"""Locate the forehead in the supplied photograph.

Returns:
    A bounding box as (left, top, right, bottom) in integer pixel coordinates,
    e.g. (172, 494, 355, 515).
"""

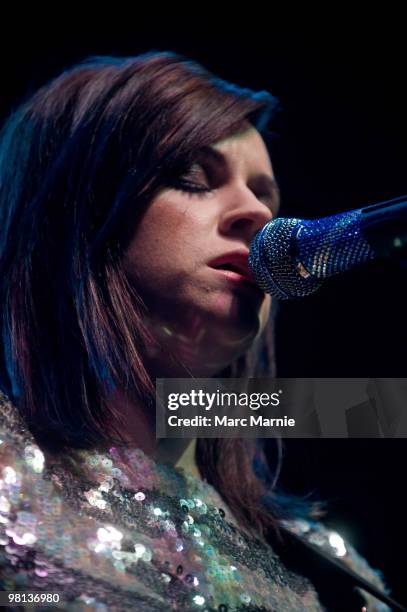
(210, 126, 273, 176)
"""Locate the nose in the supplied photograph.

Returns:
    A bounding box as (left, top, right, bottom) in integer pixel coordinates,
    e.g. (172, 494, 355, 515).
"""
(218, 185, 274, 245)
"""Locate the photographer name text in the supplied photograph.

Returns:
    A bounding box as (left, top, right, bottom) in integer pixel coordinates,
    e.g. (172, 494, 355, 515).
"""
(167, 414, 295, 428)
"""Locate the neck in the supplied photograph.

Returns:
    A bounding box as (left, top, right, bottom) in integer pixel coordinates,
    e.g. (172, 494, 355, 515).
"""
(105, 387, 201, 478)
(174, 438, 201, 479)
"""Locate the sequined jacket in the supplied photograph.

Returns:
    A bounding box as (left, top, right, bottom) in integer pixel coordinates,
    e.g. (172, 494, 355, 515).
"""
(0, 392, 390, 611)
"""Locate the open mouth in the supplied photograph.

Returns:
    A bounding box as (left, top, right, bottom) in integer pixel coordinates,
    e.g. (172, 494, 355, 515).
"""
(214, 262, 245, 274)
(207, 251, 265, 298)
(211, 264, 264, 294)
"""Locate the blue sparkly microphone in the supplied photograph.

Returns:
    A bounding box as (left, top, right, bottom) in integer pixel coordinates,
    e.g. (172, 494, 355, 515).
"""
(249, 194, 407, 300)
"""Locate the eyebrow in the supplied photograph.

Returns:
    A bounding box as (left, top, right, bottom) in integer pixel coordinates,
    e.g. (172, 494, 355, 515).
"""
(196, 146, 280, 212)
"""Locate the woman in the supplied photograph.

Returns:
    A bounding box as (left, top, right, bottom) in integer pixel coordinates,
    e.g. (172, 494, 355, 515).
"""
(0, 52, 393, 610)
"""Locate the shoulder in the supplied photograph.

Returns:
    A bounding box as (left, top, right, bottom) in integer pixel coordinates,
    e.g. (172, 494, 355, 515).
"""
(281, 517, 392, 612)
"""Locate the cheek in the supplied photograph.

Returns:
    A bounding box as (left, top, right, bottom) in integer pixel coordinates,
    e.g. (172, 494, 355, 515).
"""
(124, 201, 205, 294)
(129, 196, 205, 260)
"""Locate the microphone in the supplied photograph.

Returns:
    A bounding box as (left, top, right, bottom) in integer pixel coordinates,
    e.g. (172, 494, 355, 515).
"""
(248, 194, 407, 300)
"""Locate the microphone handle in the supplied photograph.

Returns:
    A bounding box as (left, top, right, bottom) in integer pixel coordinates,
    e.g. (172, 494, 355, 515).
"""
(360, 194, 407, 257)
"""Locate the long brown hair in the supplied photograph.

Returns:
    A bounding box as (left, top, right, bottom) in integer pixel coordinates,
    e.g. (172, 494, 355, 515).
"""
(0, 52, 317, 539)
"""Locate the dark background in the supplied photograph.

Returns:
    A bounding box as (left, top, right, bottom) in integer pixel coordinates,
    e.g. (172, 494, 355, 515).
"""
(1, 20, 405, 604)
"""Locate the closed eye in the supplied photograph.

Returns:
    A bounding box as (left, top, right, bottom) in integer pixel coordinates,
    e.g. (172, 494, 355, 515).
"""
(169, 163, 213, 195)
(166, 156, 280, 214)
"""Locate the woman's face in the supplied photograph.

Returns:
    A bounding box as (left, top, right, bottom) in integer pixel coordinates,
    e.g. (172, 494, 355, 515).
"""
(124, 124, 278, 377)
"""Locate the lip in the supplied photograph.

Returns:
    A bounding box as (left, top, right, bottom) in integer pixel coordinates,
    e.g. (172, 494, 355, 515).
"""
(211, 267, 263, 293)
(208, 251, 264, 296)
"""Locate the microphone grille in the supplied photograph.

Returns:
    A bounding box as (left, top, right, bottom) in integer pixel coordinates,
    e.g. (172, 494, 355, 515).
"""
(249, 217, 323, 300)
